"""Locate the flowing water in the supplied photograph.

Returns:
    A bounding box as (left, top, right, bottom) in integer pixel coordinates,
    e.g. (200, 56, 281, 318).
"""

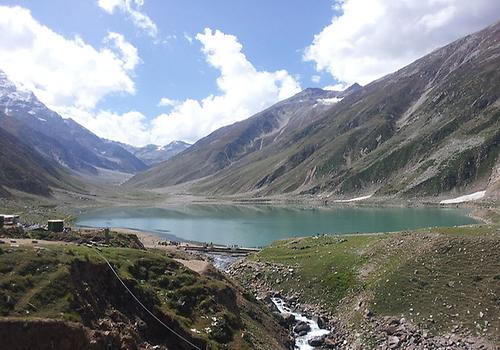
(76, 204, 476, 247)
(272, 297, 330, 349)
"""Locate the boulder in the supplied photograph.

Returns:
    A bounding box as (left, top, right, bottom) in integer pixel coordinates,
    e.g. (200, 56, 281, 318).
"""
(308, 335, 326, 347)
(388, 335, 400, 349)
(278, 313, 295, 328)
(312, 315, 326, 329)
(293, 321, 311, 335)
(323, 337, 339, 349)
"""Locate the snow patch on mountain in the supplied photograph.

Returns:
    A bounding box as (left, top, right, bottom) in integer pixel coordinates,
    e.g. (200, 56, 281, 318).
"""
(318, 97, 343, 105)
(440, 191, 486, 204)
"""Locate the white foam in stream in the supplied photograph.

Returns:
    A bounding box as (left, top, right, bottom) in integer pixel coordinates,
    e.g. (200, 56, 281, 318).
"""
(272, 297, 330, 349)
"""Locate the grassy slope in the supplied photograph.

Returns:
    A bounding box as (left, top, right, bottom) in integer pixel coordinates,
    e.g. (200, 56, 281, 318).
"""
(0, 227, 146, 249)
(0, 125, 84, 197)
(199, 24, 499, 198)
(0, 243, 288, 349)
(245, 225, 499, 343)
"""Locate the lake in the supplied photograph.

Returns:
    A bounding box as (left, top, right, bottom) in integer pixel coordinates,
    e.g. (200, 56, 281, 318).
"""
(75, 204, 477, 247)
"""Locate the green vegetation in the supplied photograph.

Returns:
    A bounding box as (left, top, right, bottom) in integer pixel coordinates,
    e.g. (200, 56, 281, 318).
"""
(245, 225, 500, 343)
(0, 243, 288, 349)
(0, 227, 145, 249)
(254, 235, 373, 306)
(371, 230, 499, 336)
(0, 120, 84, 198)
(0, 195, 76, 225)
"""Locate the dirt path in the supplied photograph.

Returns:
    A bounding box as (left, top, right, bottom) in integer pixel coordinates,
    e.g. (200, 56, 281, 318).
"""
(174, 258, 211, 274)
(1, 232, 213, 275)
(110, 228, 165, 248)
(0, 238, 70, 246)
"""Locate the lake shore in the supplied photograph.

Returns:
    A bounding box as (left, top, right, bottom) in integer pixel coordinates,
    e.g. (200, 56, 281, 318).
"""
(65, 186, 498, 225)
(74, 203, 482, 248)
(111, 227, 164, 248)
(2, 185, 497, 232)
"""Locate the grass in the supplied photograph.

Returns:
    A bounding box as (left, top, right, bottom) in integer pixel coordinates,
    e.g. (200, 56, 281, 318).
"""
(0, 227, 145, 249)
(0, 245, 77, 320)
(0, 242, 287, 349)
(0, 195, 76, 225)
(371, 232, 499, 336)
(253, 235, 375, 307)
(247, 225, 500, 342)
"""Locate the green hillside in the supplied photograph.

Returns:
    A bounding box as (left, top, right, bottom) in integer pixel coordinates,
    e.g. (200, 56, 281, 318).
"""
(230, 225, 500, 348)
(0, 119, 83, 197)
(0, 242, 289, 349)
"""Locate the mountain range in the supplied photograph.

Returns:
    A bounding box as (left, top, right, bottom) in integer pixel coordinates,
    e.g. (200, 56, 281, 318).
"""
(0, 112, 82, 197)
(0, 70, 147, 175)
(117, 141, 191, 166)
(0, 23, 498, 200)
(128, 22, 500, 199)
(0, 70, 193, 196)
(127, 83, 362, 189)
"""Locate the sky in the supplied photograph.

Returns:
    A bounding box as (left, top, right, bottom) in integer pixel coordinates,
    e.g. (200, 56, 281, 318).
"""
(0, 0, 498, 147)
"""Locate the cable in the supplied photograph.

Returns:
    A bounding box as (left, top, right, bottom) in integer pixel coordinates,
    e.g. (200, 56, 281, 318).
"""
(93, 248, 202, 350)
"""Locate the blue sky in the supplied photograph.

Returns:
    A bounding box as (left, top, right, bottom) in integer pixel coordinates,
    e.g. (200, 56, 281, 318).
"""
(0, 0, 498, 146)
(4, 0, 336, 114)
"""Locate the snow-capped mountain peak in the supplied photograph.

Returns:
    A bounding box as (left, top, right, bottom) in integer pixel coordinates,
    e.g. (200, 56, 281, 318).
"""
(0, 70, 46, 115)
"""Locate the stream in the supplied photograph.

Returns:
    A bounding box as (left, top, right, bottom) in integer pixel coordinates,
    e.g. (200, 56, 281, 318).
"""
(271, 297, 330, 349)
(206, 253, 244, 271)
(209, 254, 330, 348)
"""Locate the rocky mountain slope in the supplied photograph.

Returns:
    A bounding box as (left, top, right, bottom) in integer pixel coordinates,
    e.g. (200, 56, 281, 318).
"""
(128, 23, 499, 199)
(0, 115, 82, 197)
(128, 84, 361, 188)
(118, 140, 192, 166)
(0, 71, 147, 175)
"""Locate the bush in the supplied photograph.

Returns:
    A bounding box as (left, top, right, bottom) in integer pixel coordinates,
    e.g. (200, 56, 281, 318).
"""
(209, 312, 237, 343)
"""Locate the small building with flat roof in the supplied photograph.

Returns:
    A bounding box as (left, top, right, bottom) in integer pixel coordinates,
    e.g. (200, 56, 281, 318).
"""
(0, 214, 20, 226)
(48, 220, 64, 233)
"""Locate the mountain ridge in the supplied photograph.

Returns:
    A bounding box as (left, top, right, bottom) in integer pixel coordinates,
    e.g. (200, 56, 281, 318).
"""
(127, 83, 362, 188)
(0, 71, 148, 175)
(116, 140, 192, 166)
(127, 22, 500, 199)
(0, 113, 83, 197)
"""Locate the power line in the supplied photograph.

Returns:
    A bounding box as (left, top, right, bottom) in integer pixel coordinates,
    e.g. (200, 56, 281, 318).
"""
(93, 248, 202, 350)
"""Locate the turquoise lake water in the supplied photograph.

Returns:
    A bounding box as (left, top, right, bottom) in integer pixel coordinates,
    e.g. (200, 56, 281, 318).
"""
(76, 204, 477, 247)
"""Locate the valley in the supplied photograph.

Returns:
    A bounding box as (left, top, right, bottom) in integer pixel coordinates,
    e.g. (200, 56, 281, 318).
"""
(0, 16, 498, 350)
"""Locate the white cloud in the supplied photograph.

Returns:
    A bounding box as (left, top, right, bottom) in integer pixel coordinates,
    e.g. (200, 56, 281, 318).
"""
(61, 106, 151, 146)
(311, 75, 321, 83)
(73, 27, 302, 146)
(183, 32, 193, 44)
(305, 0, 500, 85)
(0, 7, 299, 147)
(0, 6, 149, 145)
(157, 97, 178, 107)
(148, 28, 301, 145)
(105, 31, 141, 70)
(323, 83, 348, 91)
(97, 0, 158, 38)
(0, 6, 138, 110)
